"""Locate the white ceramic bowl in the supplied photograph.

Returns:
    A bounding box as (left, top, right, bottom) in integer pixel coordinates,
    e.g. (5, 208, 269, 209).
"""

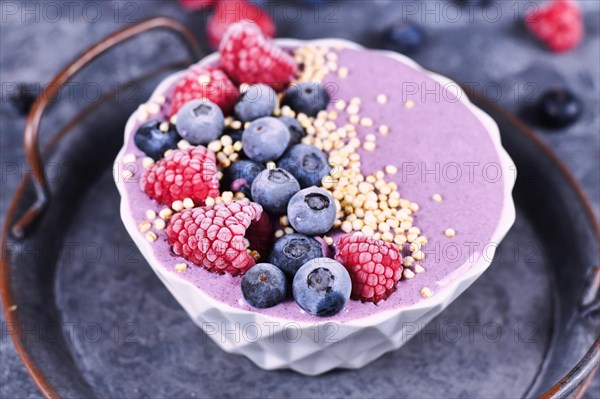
(115, 38, 516, 375)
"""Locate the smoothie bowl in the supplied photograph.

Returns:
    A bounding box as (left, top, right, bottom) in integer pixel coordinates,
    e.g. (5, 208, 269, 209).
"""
(114, 22, 516, 375)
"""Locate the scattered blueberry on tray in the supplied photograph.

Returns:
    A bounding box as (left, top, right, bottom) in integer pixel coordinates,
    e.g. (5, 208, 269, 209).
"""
(382, 21, 425, 55)
(9, 83, 38, 115)
(537, 87, 582, 129)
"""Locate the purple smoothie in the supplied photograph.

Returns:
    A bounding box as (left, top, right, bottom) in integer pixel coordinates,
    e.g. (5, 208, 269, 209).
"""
(117, 47, 507, 322)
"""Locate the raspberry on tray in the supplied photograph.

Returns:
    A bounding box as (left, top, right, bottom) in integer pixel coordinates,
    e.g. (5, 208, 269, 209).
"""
(525, 0, 583, 53)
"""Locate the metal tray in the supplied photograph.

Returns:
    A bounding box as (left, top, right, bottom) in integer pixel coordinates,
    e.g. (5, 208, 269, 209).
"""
(1, 18, 598, 399)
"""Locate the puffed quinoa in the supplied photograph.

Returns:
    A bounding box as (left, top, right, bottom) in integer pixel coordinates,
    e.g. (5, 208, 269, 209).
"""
(445, 228, 456, 237)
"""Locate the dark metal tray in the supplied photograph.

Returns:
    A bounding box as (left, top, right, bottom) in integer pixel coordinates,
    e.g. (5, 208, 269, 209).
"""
(2, 18, 598, 399)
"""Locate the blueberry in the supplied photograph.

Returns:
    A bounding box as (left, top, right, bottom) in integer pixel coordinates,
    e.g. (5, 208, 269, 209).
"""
(251, 167, 300, 215)
(175, 99, 224, 145)
(287, 187, 336, 235)
(279, 116, 306, 146)
(382, 21, 426, 55)
(282, 82, 330, 117)
(292, 258, 351, 317)
(454, 0, 492, 6)
(269, 234, 323, 279)
(134, 120, 181, 160)
(242, 263, 288, 308)
(9, 83, 38, 115)
(537, 88, 582, 129)
(278, 144, 331, 188)
(235, 84, 277, 122)
(225, 127, 243, 143)
(221, 160, 265, 199)
(242, 117, 290, 162)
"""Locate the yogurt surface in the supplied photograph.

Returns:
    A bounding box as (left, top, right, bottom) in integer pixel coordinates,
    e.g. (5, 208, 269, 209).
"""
(118, 46, 507, 322)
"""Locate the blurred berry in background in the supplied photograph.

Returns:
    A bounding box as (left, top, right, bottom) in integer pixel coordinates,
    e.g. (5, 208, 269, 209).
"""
(382, 21, 426, 55)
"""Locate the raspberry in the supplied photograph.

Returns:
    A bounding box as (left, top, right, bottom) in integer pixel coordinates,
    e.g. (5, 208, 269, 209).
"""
(525, 0, 583, 53)
(219, 21, 297, 91)
(207, 0, 275, 49)
(167, 201, 272, 275)
(169, 66, 239, 117)
(141, 146, 220, 206)
(335, 235, 403, 304)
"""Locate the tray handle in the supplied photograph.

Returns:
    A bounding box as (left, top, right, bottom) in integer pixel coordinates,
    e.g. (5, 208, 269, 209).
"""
(579, 265, 600, 322)
(11, 17, 201, 238)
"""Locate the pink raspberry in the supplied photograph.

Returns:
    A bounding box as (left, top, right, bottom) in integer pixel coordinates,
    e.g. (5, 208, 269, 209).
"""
(169, 66, 239, 117)
(207, 0, 275, 49)
(141, 146, 220, 206)
(167, 201, 272, 275)
(525, 0, 583, 53)
(335, 234, 403, 303)
(218, 21, 297, 91)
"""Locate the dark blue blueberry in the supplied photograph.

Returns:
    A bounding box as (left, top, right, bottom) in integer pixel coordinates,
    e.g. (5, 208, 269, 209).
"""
(9, 83, 38, 115)
(242, 263, 288, 308)
(287, 187, 336, 235)
(279, 116, 307, 147)
(235, 84, 277, 122)
(454, 0, 493, 6)
(248, 0, 268, 7)
(282, 82, 330, 117)
(269, 234, 323, 279)
(382, 21, 426, 55)
(221, 160, 265, 199)
(225, 127, 243, 143)
(242, 117, 290, 162)
(292, 258, 351, 317)
(537, 88, 582, 129)
(291, 0, 328, 7)
(134, 120, 181, 160)
(278, 144, 331, 188)
(251, 167, 300, 215)
(175, 99, 224, 145)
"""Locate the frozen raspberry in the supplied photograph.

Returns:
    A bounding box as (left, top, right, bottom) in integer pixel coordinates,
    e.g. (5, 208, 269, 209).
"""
(219, 21, 297, 91)
(335, 234, 403, 304)
(167, 201, 272, 275)
(169, 66, 239, 117)
(525, 0, 583, 53)
(141, 146, 220, 206)
(207, 0, 275, 49)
